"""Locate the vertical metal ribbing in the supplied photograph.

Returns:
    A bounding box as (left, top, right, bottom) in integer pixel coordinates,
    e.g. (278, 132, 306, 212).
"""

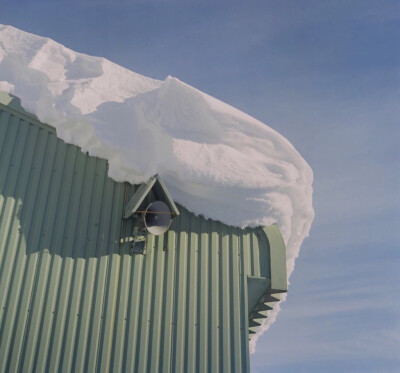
(59, 153, 95, 373)
(0, 120, 36, 317)
(197, 216, 209, 373)
(147, 234, 166, 373)
(97, 182, 125, 373)
(35, 143, 78, 373)
(0, 130, 38, 368)
(230, 228, 242, 373)
(172, 207, 188, 373)
(8, 128, 56, 373)
(123, 254, 144, 372)
(209, 220, 220, 373)
(185, 212, 198, 373)
(159, 226, 176, 373)
(0, 113, 21, 272)
(240, 230, 251, 372)
(0, 118, 34, 373)
(0, 108, 9, 159)
(47, 146, 86, 373)
(73, 159, 108, 373)
(220, 224, 231, 373)
(22, 136, 68, 373)
(0, 99, 282, 373)
(86, 181, 120, 373)
(110, 252, 131, 373)
(135, 235, 155, 373)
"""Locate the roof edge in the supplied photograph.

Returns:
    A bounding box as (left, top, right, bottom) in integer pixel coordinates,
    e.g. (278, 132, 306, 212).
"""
(0, 91, 56, 134)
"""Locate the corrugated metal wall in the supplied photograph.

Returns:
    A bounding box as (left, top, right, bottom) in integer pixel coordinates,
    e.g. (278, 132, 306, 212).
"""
(0, 97, 282, 373)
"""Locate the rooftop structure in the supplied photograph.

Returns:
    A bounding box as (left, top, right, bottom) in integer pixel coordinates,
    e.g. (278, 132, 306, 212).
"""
(0, 93, 287, 373)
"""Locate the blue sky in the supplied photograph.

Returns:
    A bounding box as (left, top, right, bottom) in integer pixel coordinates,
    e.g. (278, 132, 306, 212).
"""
(1, 1, 399, 371)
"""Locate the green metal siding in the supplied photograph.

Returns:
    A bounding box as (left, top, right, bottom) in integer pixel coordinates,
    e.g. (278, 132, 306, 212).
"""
(0, 95, 286, 373)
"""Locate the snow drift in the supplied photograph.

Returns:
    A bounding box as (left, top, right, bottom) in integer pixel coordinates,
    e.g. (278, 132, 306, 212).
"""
(0, 24, 314, 349)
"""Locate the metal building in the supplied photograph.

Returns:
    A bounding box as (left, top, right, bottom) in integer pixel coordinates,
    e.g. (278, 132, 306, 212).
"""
(0, 92, 287, 373)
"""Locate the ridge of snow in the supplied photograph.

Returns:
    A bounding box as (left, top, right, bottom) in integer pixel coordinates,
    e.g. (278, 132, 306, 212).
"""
(0, 24, 314, 349)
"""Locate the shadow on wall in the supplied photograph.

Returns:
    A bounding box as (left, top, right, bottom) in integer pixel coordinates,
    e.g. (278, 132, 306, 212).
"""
(0, 96, 127, 260)
(0, 94, 274, 267)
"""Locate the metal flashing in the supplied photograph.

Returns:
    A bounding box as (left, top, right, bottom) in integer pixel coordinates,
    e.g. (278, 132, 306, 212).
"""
(262, 225, 288, 293)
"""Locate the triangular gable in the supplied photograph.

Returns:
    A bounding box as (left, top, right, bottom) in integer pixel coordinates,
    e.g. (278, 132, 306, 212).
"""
(124, 174, 179, 218)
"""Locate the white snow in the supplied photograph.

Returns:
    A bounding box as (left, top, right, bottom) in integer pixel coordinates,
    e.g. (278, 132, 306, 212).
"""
(0, 24, 314, 349)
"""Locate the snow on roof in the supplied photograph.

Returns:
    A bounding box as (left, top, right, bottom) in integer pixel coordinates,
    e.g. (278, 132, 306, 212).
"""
(0, 24, 314, 348)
